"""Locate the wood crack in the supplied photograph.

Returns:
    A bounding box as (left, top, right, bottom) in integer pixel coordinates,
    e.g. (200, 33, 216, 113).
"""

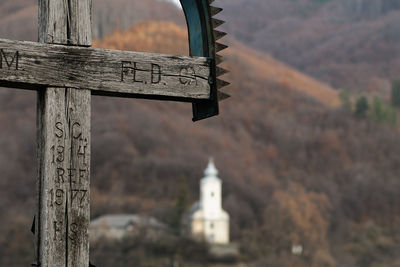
(37, 1, 92, 266)
(0, 38, 211, 101)
(66, 0, 71, 44)
(65, 197, 69, 267)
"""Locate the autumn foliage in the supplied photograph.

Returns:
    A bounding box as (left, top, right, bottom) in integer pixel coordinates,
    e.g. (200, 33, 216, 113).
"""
(0, 2, 400, 267)
(93, 21, 189, 56)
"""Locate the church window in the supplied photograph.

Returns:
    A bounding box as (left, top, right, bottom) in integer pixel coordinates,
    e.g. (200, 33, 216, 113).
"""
(211, 192, 214, 197)
(210, 223, 214, 229)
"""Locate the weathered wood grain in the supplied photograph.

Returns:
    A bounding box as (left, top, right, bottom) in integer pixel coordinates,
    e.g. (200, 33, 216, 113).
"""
(39, 0, 92, 46)
(37, 88, 91, 267)
(39, 0, 68, 44)
(0, 38, 211, 101)
(36, 1, 91, 267)
(68, 0, 92, 46)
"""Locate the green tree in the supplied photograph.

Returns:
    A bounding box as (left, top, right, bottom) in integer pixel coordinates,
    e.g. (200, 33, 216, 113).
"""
(354, 96, 369, 118)
(170, 176, 190, 235)
(391, 80, 400, 108)
(370, 97, 397, 127)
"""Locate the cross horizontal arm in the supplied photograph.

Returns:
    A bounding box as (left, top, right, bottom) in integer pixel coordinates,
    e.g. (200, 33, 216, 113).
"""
(0, 38, 211, 101)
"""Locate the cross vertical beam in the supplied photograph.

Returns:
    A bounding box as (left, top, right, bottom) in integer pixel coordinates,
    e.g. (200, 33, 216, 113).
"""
(35, 0, 92, 266)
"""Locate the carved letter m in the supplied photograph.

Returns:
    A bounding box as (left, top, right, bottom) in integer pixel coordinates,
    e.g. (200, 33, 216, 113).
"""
(0, 49, 19, 70)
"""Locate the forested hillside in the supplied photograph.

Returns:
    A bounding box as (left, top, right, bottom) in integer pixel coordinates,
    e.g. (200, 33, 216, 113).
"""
(90, 21, 400, 267)
(221, 0, 400, 93)
(7, 0, 400, 95)
(0, 0, 182, 41)
(0, 1, 400, 267)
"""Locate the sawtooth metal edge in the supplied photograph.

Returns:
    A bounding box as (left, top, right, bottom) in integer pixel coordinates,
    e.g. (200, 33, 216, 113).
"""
(180, 0, 230, 121)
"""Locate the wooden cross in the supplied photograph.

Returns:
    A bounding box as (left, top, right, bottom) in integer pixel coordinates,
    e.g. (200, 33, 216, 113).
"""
(0, 0, 228, 266)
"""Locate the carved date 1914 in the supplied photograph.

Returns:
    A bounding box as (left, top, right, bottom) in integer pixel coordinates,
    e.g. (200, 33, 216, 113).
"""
(50, 118, 89, 244)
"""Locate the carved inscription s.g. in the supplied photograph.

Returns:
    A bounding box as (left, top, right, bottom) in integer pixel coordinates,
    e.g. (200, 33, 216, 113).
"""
(49, 119, 89, 242)
(0, 49, 19, 70)
(51, 120, 89, 185)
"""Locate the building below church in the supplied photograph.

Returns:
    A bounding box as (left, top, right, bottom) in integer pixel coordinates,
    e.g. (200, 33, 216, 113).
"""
(90, 214, 167, 242)
(186, 159, 230, 244)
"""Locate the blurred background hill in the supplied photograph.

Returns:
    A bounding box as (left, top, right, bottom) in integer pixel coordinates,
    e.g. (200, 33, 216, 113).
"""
(0, 0, 400, 266)
(221, 0, 400, 93)
(5, 0, 400, 93)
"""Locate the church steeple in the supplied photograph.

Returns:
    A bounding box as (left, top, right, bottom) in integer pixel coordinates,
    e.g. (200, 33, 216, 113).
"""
(200, 158, 222, 219)
(202, 158, 221, 182)
(188, 158, 230, 244)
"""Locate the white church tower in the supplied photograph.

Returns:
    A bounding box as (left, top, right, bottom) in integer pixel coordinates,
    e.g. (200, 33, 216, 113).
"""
(188, 159, 230, 244)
